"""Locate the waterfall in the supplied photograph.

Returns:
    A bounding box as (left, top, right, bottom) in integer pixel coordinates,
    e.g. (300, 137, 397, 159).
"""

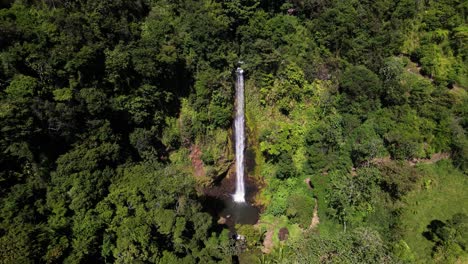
(233, 67, 246, 203)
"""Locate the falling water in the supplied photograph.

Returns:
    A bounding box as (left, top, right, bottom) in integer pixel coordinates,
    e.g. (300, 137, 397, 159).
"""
(233, 67, 245, 203)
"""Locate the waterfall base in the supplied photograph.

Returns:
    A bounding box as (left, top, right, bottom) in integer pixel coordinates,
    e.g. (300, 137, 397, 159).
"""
(222, 199, 258, 226)
(233, 192, 245, 203)
(200, 168, 260, 229)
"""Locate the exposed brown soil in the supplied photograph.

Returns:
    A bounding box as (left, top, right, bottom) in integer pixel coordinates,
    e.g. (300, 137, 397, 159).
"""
(262, 229, 274, 254)
(305, 178, 314, 189)
(371, 156, 392, 165)
(309, 198, 320, 230)
(189, 145, 205, 177)
(408, 152, 450, 166)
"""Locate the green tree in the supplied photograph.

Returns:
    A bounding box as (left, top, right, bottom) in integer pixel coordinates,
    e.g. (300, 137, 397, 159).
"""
(327, 168, 380, 229)
(424, 213, 468, 263)
(339, 65, 382, 118)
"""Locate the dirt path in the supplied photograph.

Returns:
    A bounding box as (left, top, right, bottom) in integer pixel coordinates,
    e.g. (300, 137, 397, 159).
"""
(408, 152, 450, 166)
(371, 153, 450, 167)
(309, 198, 320, 230)
(189, 145, 205, 177)
(262, 229, 274, 254)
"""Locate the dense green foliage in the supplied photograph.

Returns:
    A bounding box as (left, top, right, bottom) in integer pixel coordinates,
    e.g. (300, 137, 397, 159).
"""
(1, 0, 467, 263)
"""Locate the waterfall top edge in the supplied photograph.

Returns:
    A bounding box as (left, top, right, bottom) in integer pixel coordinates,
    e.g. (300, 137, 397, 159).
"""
(236, 67, 244, 74)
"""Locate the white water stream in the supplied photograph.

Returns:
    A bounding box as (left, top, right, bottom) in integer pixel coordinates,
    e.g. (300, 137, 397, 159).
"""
(233, 67, 245, 203)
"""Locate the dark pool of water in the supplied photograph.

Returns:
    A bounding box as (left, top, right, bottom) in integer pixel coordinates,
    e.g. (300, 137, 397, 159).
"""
(201, 170, 260, 230)
(221, 199, 259, 226)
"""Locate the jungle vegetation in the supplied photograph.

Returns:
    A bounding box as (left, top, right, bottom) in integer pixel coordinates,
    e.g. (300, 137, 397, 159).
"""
(0, 0, 467, 263)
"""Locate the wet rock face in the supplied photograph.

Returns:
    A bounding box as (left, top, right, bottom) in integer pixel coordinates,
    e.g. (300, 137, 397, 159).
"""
(218, 216, 227, 225)
(278, 227, 289, 241)
(244, 147, 256, 175)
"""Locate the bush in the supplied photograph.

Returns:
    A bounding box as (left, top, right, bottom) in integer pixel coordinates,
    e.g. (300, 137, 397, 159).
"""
(379, 162, 422, 200)
(286, 194, 314, 228)
(276, 152, 297, 179)
(235, 224, 263, 249)
(201, 150, 215, 166)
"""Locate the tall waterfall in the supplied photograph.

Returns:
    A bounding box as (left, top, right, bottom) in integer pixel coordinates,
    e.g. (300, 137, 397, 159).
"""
(233, 67, 246, 203)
